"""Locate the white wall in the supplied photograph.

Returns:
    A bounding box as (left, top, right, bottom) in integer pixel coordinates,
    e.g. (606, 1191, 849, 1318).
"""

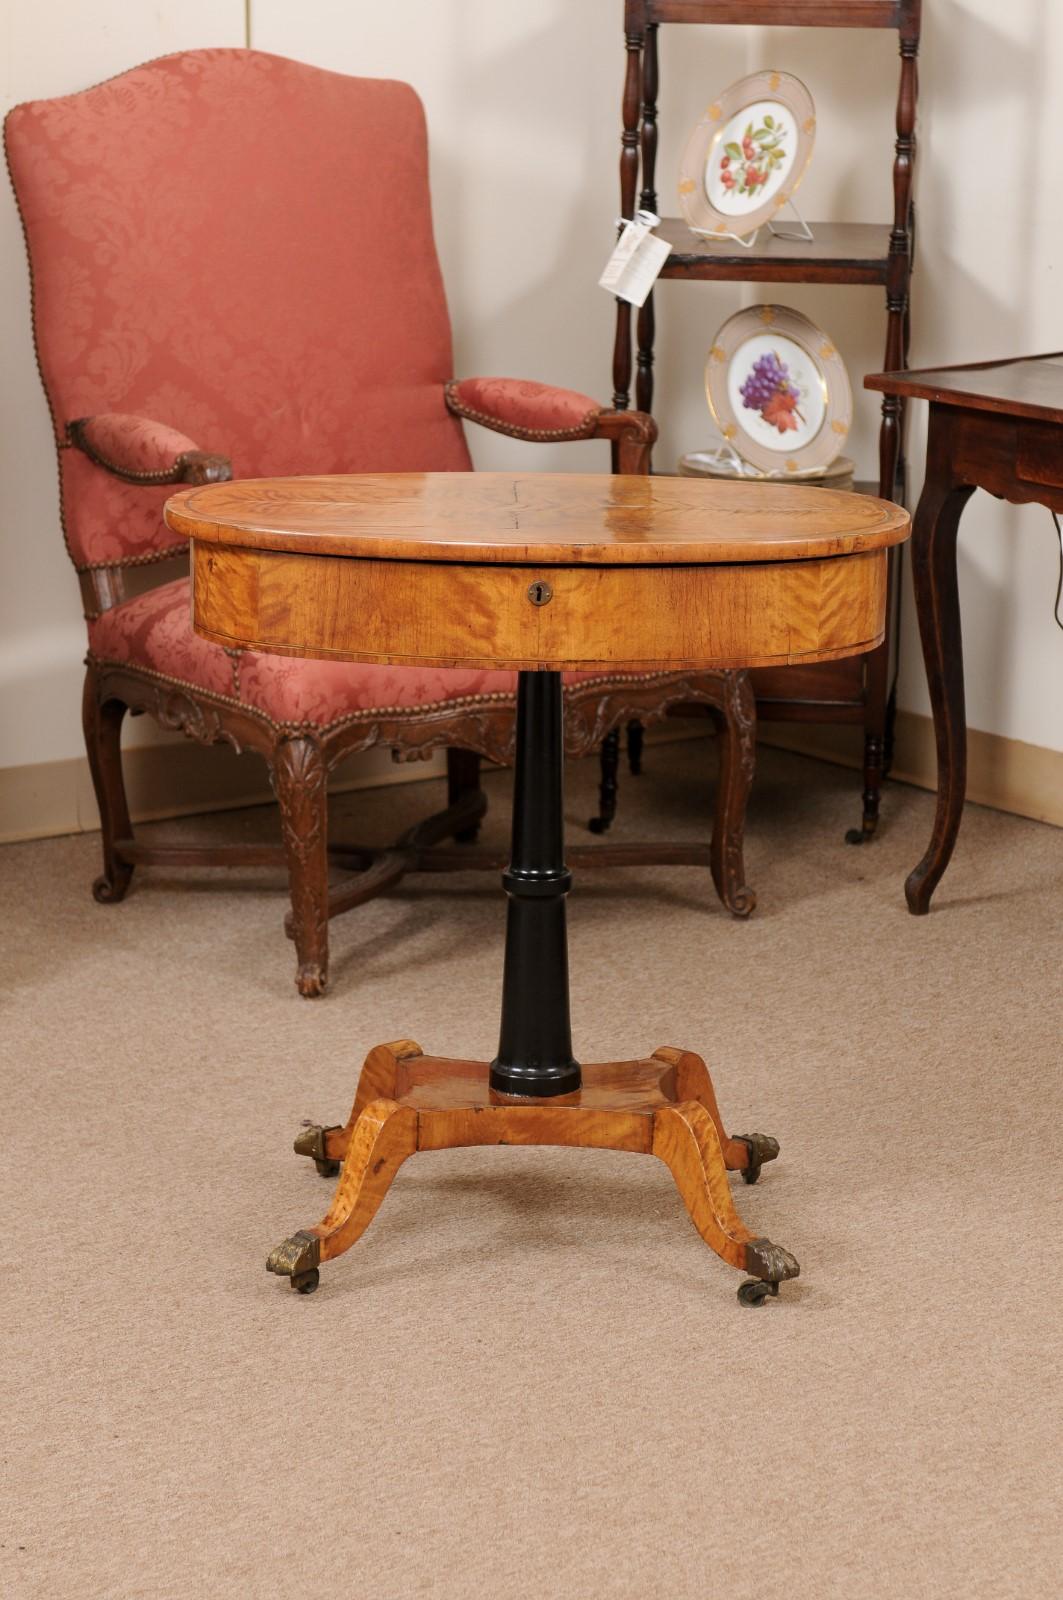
(2, 0, 1061, 787)
(0, 0, 246, 768)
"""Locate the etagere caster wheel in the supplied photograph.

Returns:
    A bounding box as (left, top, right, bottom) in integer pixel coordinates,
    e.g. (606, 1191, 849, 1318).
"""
(586, 814, 610, 835)
(290, 1268, 320, 1294)
(737, 1278, 780, 1307)
(315, 1159, 340, 1179)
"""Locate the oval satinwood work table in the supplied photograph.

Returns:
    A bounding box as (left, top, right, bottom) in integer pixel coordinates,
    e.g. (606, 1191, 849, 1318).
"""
(166, 472, 909, 1305)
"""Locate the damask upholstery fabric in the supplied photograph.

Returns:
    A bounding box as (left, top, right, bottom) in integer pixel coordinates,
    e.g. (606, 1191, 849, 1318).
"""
(5, 50, 471, 568)
(70, 413, 204, 478)
(88, 579, 512, 726)
(446, 377, 602, 440)
(88, 580, 610, 728)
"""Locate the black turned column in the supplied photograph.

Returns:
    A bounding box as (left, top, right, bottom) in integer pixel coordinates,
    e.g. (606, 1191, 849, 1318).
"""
(490, 671, 581, 1098)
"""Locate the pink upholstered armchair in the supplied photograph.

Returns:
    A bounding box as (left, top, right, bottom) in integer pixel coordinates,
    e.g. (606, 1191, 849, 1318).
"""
(5, 49, 755, 996)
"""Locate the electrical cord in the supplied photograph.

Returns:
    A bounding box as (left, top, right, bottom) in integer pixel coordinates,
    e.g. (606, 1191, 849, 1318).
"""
(1053, 510, 1063, 632)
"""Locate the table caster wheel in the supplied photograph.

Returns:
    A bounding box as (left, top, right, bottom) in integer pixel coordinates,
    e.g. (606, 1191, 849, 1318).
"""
(844, 827, 865, 845)
(294, 1123, 342, 1178)
(291, 1268, 320, 1294)
(737, 1278, 779, 1307)
(736, 1132, 779, 1185)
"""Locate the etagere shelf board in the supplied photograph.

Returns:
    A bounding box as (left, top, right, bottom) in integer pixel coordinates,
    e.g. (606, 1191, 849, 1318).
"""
(613, 0, 921, 841)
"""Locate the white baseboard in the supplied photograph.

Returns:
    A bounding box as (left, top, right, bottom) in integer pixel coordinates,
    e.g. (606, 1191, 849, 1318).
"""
(0, 718, 701, 846)
(0, 738, 448, 846)
(761, 710, 1063, 828)
(2, 710, 1058, 845)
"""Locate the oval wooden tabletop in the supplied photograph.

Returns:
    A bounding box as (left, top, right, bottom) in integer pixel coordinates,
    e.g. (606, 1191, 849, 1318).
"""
(165, 471, 909, 566)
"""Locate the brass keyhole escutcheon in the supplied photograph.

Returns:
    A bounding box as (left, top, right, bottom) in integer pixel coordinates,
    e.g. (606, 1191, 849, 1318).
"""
(527, 580, 553, 606)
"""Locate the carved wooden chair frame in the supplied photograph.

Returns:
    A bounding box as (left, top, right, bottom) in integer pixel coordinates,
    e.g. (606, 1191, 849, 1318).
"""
(78, 411, 756, 998)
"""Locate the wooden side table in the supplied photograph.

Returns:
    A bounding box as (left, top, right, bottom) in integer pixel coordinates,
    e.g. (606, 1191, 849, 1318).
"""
(167, 472, 908, 1304)
(867, 354, 1063, 912)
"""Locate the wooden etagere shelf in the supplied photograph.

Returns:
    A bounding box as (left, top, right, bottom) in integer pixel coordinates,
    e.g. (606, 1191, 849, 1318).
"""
(613, 0, 921, 840)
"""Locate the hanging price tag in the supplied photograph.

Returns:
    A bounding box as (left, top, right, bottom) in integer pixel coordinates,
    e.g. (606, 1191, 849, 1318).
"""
(598, 210, 672, 307)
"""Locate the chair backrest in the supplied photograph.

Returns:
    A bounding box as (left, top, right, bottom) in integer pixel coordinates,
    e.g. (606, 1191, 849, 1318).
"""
(4, 49, 471, 571)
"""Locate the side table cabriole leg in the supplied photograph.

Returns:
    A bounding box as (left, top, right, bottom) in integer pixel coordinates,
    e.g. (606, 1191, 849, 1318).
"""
(904, 411, 976, 914)
(271, 671, 798, 1305)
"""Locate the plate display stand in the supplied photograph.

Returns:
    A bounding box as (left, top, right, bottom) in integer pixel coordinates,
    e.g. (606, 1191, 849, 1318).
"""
(612, 0, 921, 842)
(696, 195, 815, 249)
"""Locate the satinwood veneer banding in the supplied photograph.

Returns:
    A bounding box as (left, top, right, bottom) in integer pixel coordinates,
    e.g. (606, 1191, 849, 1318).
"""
(168, 472, 908, 673)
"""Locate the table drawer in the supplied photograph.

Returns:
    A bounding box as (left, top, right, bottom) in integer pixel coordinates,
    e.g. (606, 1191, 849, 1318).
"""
(192, 543, 889, 674)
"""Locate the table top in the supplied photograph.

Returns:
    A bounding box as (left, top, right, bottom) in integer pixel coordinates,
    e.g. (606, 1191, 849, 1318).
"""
(866, 353, 1063, 423)
(165, 472, 908, 567)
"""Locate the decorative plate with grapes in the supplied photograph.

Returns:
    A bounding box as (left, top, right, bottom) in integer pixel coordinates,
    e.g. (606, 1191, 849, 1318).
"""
(704, 305, 853, 477)
(678, 71, 816, 241)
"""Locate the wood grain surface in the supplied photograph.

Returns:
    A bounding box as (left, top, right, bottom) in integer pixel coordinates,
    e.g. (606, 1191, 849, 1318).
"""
(278, 1041, 797, 1290)
(166, 472, 908, 565)
(172, 472, 908, 674)
(190, 540, 889, 671)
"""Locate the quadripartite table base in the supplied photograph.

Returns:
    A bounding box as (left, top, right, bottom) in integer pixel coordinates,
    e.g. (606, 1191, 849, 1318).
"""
(270, 1042, 797, 1307)
(265, 672, 799, 1308)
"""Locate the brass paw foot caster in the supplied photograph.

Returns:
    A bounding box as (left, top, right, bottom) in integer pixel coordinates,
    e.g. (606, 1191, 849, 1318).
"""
(294, 1122, 341, 1178)
(738, 1236, 800, 1305)
(736, 1132, 780, 1185)
(267, 1229, 322, 1294)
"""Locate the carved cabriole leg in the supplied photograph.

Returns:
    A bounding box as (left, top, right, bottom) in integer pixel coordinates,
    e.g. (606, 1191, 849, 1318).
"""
(905, 414, 976, 915)
(446, 746, 483, 843)
(706, 669, 756, 918)
(651, 1047, 778, 1183)
(588, 726, 620, 834)
(627, 718, 644, 775)
(294, 1040, 423, 1176)
(652, 1102, 799, 1290)
(82, 665, 134, 904)
(268, 1098, 419, 1292)
(271, 734, 330, 997)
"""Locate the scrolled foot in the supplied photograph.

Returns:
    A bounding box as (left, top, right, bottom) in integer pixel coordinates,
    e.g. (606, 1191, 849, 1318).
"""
(294, 1122, 342, 1178)
(735, 1132, 780, 1185)
(92, 870, 132, 904)
(266, 1229, 321, 1290)
(724, 884, 757, 919)
(745, 1236, 800, 1285)
(296, 962, 327, 998)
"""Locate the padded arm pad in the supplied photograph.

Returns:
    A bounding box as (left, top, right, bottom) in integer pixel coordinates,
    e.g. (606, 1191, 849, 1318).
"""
(445, 377, 603, 441)
(67, 413, 232, 486)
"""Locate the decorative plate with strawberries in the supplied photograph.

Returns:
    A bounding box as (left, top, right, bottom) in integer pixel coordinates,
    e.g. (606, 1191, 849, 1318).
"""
(704, 305, 852, 476)
(678, 71, 816, 241)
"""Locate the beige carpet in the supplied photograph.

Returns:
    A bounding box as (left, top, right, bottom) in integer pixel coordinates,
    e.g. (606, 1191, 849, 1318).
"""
(2, 741, 1061, 1600)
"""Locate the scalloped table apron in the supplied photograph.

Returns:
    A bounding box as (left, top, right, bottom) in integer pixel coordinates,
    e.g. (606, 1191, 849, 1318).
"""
(166, 471, 910, 1305)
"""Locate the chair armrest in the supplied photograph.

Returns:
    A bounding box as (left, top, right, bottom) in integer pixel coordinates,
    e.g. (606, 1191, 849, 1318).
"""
(445, 377, 603, 440)
(67, 413, 232, 486)
(445, 378, 656, 473)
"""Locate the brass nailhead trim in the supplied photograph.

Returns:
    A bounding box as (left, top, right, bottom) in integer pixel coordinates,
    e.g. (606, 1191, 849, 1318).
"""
(445, 380, 600, 442)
